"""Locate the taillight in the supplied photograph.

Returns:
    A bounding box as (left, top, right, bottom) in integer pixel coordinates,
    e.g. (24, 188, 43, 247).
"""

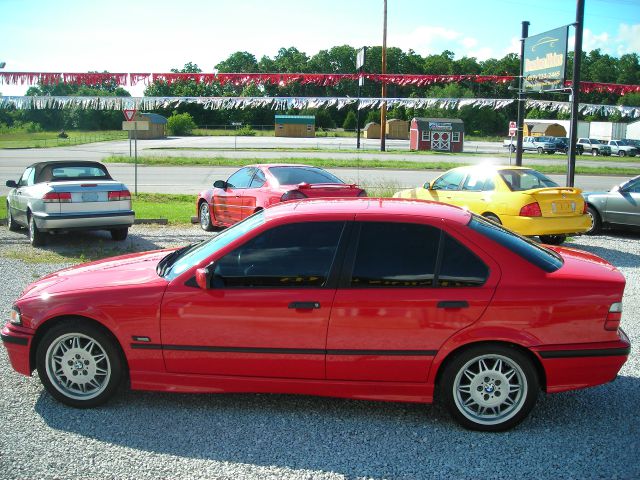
(42, 192, 72, 203)
(605, 302, 622, 331)
(108, 190, 131, 201)
(358, 190, 368, 197)
(280, 190, 308, 202)
(519, 202, 542, 217)
(582, 202, 588, 214)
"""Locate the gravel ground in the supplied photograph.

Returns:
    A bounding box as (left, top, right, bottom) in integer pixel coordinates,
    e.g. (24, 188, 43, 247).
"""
(0, 225, 639, 480)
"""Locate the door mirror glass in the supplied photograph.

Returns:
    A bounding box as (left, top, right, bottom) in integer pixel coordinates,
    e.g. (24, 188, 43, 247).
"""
(213, 180, 227, 189)
(423, 181, 431, 190)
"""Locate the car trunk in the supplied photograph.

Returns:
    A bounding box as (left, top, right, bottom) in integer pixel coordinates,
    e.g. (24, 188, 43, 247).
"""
(44, 181, 131, 215)
(295, 183, 363, 198)
(526, 187, 584, 218)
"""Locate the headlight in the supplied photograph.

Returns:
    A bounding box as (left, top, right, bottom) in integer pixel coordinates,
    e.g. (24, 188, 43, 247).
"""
(10, 306, 22, 326)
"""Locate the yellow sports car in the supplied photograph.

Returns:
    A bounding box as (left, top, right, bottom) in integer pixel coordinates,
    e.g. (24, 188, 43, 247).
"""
(393, 165, 590, 244)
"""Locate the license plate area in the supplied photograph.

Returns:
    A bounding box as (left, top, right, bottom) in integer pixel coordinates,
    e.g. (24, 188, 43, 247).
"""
(551, 200, 576, 214)
(82, 192, 99, 202)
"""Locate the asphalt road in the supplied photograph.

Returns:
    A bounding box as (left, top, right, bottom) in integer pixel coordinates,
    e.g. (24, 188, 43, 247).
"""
(1, 136, 637, 195)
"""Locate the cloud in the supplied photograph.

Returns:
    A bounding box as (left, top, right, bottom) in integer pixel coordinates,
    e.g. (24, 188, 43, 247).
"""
(616, 23, 640, 56)
(568, 23, 640, 57)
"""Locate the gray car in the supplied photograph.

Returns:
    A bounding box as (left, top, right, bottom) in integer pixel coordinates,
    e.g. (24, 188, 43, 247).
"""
(5, 161, 135, 246)
(583, 175, 640, 234)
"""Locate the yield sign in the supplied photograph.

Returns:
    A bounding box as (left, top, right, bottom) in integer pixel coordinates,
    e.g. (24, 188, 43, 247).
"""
(123, 109, 136, 121)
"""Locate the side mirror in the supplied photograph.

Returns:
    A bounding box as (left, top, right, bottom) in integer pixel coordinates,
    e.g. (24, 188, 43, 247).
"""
(423, 181, 431, 190)
(6, 180, 17, 188)
(213, 180, 227, 189)
(195, 264, 215, 290)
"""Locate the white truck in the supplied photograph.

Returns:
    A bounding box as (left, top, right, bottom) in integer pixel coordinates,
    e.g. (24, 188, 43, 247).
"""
(607, 140, 638, 157)
(503, 136, 556, 154)
(577, 138, 612, 156)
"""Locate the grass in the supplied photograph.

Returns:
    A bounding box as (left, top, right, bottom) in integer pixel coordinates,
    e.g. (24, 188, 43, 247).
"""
(0, 130, 128, 149)
(103, 154, 640, 176)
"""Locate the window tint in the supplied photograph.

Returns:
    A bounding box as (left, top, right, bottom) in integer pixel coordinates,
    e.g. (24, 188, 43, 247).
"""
(269, 166, 344, 185)
(468, 215, 563, 272)
(227, 167, 256, 189)
(439, 233, 489, 287)
(622, 177, 640, 193)
(432, 170, 464, 191)
(249, 169, 266, 188)
(499, 169, 558, 192)
(214, 222, 345, 288)
(351, 222, 440, 287)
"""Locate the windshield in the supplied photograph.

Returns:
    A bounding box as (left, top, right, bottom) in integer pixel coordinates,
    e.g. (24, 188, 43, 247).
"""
(269, 166, 344, 185)
(162, 210, 266, 281)
(498, 169, 558, 192)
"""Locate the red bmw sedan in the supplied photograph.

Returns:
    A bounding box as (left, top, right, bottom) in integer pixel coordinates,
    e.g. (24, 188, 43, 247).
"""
(1, 198, 630, 431)
(196, 164, 366, 230)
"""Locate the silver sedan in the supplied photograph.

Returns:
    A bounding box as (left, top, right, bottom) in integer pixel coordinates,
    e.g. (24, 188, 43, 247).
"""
(5, 161, 134, 246)
(583, 175, 640, 234)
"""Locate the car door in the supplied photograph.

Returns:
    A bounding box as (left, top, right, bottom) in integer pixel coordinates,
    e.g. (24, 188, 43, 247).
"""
(326, 219, 498, 383)
(424, 169, 465, 204)
(160, 220, 347, 379)
(604, 177, 640, 227)
(240, 167, 267, 219)
(10, 167, 35, 224)
(212, 167, 256, 224)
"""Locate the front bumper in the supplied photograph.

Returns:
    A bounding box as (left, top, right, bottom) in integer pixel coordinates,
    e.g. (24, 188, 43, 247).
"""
(501, 213, 592, 236)
(1, 324, 34, 376)
(33, 211, 135, 232)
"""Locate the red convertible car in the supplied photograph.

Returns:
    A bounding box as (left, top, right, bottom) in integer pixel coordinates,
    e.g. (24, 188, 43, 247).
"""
(1, 198, 630, 431)
(196, 164, 366, 230)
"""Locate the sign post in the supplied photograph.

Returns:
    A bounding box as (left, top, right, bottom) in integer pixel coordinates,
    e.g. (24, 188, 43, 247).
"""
(124, 109, 136, 159)
(356, 47, 367, 150)
(122, 112, 148, 196)
(508, 121, 517, 164)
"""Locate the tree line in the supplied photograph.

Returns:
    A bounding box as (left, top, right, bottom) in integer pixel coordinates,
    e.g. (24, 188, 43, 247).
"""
(1, 46, 638, 137)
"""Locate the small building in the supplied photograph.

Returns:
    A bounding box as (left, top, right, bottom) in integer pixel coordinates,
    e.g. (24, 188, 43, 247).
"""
(274, 115, 315, 137)
(363, 122, 381, 139)
(386, 119, 409, 139)
(526, 122, 566, 137)
(410, 118, 464, 152)
(131, 112, 167, 139)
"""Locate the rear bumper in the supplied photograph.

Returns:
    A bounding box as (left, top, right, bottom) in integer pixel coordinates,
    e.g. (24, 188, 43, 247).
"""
(502, 213, 591, 236)
(33, 211, 135, 231)
(1, 324, 34, 376)
(533, 329, 631, 393)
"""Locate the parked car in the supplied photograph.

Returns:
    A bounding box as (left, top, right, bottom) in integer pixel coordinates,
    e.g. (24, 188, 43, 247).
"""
(392, 165, 590, 244)
(1, 198, 630, 431)
(577, 138, 612, 156)
(197, 164, 366, 230)
(607, 139, 638, 157)
(549, 136, 569, 153)
(583, 175, 640, 234)
(5, 161, 134, 246)
(503, 136, 556, 154)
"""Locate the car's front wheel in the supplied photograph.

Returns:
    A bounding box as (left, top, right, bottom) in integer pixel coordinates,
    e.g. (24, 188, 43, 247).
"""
(586, 205, 601, 235)
(618, 150, 626, 157)
(36, 320, 124, 408)
(7, 202, 20, 232)
(539, 234, 566, 245)
(592, 149, 598, 156)
(199, 201, 215, 231)
(440, 345, 539, 431)
(537, 147, 543, 154)
(28, 213, 45, 246)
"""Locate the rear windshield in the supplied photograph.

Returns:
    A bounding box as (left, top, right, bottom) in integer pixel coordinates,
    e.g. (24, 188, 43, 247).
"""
(39, 164, 111, 182)
(468, 215, 563, 273)
(499, 169, 558, 192)
(269, 166, 344, 185)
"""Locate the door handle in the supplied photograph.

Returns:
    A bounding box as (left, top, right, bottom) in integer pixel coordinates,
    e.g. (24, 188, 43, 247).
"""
(437, 301, 469, 309)
(288, 301, 321, 309)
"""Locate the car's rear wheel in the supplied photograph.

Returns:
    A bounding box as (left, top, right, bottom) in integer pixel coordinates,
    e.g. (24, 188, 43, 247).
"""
(538, 234, 566, 245)
(618, 150, 626, 157)
(110, 228, 128, 241)
(199, 202, 214, 231)
(36, 320, 123, 408)
(7, 203, 20, 232)
(28, 213, 45, 246)
(483, 213, 501, 225)
(586, 205, 601, 235)
(537, 147, 543, 154)
(440, 345, 539, 431)
(592, 149, 598, 156)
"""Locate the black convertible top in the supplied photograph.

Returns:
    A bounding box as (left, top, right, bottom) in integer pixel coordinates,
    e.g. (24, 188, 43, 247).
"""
(27, 161, 113, 183)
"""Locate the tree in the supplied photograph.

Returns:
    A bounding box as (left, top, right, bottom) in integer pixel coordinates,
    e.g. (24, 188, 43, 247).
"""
(342, 110, 357, 130)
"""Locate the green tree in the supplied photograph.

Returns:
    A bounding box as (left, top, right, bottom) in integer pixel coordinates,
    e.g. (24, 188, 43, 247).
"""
(342, 110, 357, 130)
(167, 111, 197, 135)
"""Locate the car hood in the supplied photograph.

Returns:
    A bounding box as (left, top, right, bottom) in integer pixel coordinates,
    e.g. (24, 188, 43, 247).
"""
(19, 249, 170, 300)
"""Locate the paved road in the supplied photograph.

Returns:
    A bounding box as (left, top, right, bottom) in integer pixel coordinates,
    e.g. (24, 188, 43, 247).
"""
(1, 137, 637, 195)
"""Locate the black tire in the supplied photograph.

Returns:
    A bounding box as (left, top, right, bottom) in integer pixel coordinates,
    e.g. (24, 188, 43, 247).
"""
(110, 228, 128, 241)
(28, 213, 45, 246)
(537, 147, 543, 154)
(36, 320, 124, 408)
(7, 202, 20, 232)
(539, 234, 566, 245)
(483, 213, 501, 225)
(510, 145, 516, 153)
(618, 150, 626, 157)
(439, 344, 539, 431)
(199, 201, 215, 232)
(586, 205, 601, 235)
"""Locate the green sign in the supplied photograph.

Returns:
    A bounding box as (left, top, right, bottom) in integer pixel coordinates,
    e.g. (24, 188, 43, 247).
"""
(523, 26, 569, 92)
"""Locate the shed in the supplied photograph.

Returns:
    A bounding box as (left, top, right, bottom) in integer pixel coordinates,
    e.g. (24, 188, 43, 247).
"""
(386, 119, 409, 139)
(274, 115, 315, 137)
(525, 122, 566, 137)
(131, 112, 167, 139)
(363, 122, 381, 139)
(410, 118, 464, 152)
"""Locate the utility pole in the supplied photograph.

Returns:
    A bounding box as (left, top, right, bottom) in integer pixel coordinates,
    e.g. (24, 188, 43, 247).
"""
(515, 20, 530, 167)
(380, 0, 387, 152)
(356, 47, 367, 150)
(567, 0, 585, 187)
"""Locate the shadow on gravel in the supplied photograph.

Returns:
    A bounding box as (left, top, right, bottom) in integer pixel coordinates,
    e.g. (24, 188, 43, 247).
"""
(565, 231, 640, 269)
(33, 375, 640, 479)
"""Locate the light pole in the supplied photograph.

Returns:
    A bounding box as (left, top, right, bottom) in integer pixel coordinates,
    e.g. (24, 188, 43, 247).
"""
(380, 0, 387, 152)
(0, 62, 6, 69)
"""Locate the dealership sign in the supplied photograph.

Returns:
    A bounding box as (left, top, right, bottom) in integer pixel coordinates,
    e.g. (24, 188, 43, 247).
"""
(523, 26, 569, 92)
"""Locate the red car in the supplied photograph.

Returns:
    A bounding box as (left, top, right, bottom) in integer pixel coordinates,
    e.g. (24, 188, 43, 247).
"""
(196, 164, 366, 230)
(1, 199, 630, 431)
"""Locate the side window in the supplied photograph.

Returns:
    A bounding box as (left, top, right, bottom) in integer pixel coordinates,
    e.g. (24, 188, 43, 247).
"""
(214, 222, 345, 288)
(452, 132, 460, 142)
(226, 167, 256, 189)
(462, 173, 486, 192)
(432, 170, 464, 191)
(421, 131, 430, 141)
(438, 233, 488, 287)
(18, 168, 34, 187)
(351, 222, 440, 287)
(249, 169, 266, 188)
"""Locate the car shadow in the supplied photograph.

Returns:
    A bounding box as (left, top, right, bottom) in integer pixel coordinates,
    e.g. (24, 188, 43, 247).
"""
(565, 232, 640, 269)
(33, 375, 640, 478)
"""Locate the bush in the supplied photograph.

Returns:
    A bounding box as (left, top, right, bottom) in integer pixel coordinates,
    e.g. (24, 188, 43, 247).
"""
(167, 112, 197, 135)
(235, 125, 257, 136)
(343, 110, 357, 130)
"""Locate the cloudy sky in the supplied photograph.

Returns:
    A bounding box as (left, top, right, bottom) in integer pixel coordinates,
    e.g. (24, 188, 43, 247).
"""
(1, 0, 638, 95)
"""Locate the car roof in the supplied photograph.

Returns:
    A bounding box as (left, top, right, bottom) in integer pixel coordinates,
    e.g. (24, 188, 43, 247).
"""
(251, 164, 322, 169)
(25, 161, 112, 183)
(263, 197, 472, 225)
(446, 165, 534, 174)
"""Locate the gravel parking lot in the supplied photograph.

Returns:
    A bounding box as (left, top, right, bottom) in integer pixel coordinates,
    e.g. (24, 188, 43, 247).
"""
(1, 225, 639, 479)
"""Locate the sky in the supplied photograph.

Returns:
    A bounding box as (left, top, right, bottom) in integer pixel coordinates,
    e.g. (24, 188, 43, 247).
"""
(1, 0, 638, 96)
